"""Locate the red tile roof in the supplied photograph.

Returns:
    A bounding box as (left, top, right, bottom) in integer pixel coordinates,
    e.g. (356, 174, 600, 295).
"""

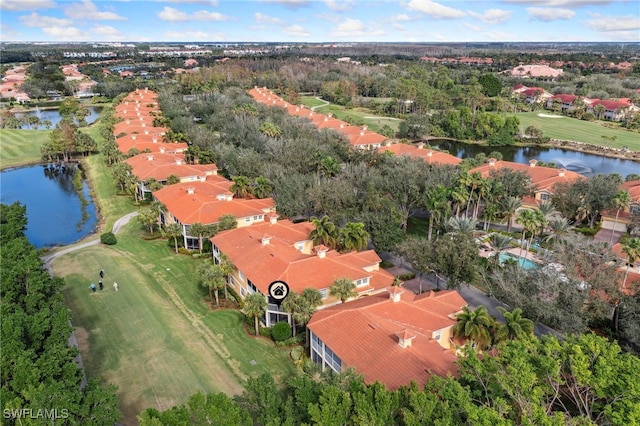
(308, 289, 466, 389)
(153, 178, 275, 225)
(470, 159, 584, 194)
(116, 133, 187, 154)
(380, 143, 461, 165)
(211, 220, 395, 296)
(124, 152, 218, 181)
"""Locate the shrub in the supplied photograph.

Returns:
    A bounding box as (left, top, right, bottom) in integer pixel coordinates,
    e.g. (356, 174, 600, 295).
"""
(259, 326, 272, 338)
(398, 272, 416, 281)
(276, 334, 305, 347)
(271, 321, 291, 342)
(177, 247, 192, 255)
(100, 232, 117, 245)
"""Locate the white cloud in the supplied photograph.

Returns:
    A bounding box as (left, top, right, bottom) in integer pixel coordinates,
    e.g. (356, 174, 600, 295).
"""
(392, 13, 422, 22)
(42, 26, 86, 40)
(91, 24, 126, 40)
(586, 15, 640, 31)
(464, 22, 482, 32)
(164, 29, 225, 40)
(19, 12, 73, 28)
(331, 18, 385, 38)
(263, 0, 310, 10)
(324, 0, 355, 12)
(164, 0, 219, 5)
(0, 24, 22, 40)
(503, 0, 612, 6)
(255, 12, 284, 24)
(467, 9, 512, 24)
(157, 6, 189, 21)
(192, 10, 230, 20)
(527, 7, 575, 21)
(0, 0, 55, 11)
(282, 24, 310, 37)
(405, 0, 466, 19)
(63, 0, 126, 20)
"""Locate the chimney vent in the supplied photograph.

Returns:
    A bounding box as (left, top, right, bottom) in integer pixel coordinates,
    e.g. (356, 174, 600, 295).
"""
(488, 157, 497, 166)
(261, 235, 272, 246)
(159, 146, 165, 153)
(147, 155, 154, 161)
(315, 245, 329, 258)
(417, 142, 425, 149)
(176, 159, 182, 166)
(269, 214, 279, 224)
(395, 329, 416, 348)
(529, 159, 538, 167)
(559, 168, 566, 177)
(187, 187, 195, 194)
(388, 287, 404, 303)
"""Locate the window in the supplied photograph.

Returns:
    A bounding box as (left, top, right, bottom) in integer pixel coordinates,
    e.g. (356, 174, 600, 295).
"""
(230, 275, 237, 288)
(245, 217, 251, 223)
(240, 287, 246, 297)
(433, 330, 442, 341)
(355, 277, 369, 287)
(631, 205, 640, 215)
(320, 288, 328, 299)
(539, 193, 550, 201)
(238, 271, 244, 281)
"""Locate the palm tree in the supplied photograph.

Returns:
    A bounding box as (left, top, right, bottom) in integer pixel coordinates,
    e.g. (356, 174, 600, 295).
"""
(330, 277, 357, 303)
(258, 122, 282, 138)
(545, 217, 572, 244)
(537, 201, 559, 222)
(500, 196, 522, 233)
(217, 252, 234, 302)
(452, 305, 495, 351)
(450, 186, 469, 217)
(196, 263, 226, 308)
(282, 292, 304, 337)
(339, 222, 369, 252)
(253, 176, 273, 199)
(445, 216, 477, 235)
(610, 190, 631, 246)
(243, 292, 267, 336)
(164, 222, 183, 254)
(230, 175, 252, 198)
(496, 307, 534, 342)
(189, 222, 209, 254)
(621, 238, 640, 290)
(516, 209, 544, 259)
(489, 233, 512, 268)
(309, 216, 338, 249)
(425, 186, 451, 241)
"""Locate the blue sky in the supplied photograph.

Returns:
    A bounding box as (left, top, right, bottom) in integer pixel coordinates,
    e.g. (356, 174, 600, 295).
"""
(1, 0, 638, 43)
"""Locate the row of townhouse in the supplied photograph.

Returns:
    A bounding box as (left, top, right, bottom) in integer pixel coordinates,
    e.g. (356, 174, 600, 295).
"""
(113, 89, 276, 249)
(113, 89, 478, 390)
(248, 87, 462, 166)
(512, 84, 639, 121)
(0, 65, 29, 102)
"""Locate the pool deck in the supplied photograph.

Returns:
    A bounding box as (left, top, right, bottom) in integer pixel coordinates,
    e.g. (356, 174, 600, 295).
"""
(479, 246, 544, 265)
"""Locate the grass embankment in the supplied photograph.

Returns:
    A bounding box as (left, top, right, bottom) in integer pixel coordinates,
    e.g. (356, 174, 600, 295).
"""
(300, 96, 400, 133)
(31, 117, 297, 424)
(516, 112, 640, 151)
(0, 129, 50, 170)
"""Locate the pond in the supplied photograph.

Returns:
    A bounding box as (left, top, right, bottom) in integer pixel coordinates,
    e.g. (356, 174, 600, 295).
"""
(0, 163, 99, 248)
(428, 140, 640, 179)
(17, 106, 102, 130)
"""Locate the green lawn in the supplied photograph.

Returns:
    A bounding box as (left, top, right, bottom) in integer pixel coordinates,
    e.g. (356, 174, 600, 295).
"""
(407, 216, 429, 238)
(516, 112, 640, 151)
(300, 96, 327, 109)
(299, 97, 401, 133)
(57, 223, 296, 424)
(0, 129, 50, 170)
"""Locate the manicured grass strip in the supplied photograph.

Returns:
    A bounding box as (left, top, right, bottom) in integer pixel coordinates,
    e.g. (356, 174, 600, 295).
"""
(516, 112, 640, 151)
(300, 96, 327, 108)
(57, 222, 295, 424)
(0, 129, 50, 170)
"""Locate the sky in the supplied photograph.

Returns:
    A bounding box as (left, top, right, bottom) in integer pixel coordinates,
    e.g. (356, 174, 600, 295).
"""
(0, 0, 639, 43)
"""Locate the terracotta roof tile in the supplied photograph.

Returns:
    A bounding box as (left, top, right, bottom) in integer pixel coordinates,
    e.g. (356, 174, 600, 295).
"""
(125, 152, 218, 181)
(470, 160, 584, 193)
(380, 143, 461, 165)
(308, 289, 465, 389)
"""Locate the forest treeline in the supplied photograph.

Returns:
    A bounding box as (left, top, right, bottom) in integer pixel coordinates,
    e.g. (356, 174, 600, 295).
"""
(139, 333, 640, 425)
(0, 203, 120, 425)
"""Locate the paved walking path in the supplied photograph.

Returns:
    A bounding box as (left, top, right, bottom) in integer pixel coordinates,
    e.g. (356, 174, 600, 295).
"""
(310, 97, 329, 111)
(42, 212, 139, 273)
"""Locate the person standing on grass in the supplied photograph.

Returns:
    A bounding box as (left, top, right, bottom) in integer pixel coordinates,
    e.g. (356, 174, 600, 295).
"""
(113, 282, 119, 292)
(89, 283, 96, 292)
(98, 280, 103, 290)
(100, 269, 105, 279)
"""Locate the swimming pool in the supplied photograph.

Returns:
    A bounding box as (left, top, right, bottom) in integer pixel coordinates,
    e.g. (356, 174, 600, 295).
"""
(498, 252, 539, 270)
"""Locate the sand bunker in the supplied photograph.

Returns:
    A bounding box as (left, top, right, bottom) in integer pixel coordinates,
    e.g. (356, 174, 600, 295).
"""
(537, 113, 564, 118)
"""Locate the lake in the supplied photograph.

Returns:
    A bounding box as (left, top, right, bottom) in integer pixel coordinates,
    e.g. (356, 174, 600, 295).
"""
(0, 164, 99, 248)
(428, 140, 640, 179)
(17, 106, 102, 130)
